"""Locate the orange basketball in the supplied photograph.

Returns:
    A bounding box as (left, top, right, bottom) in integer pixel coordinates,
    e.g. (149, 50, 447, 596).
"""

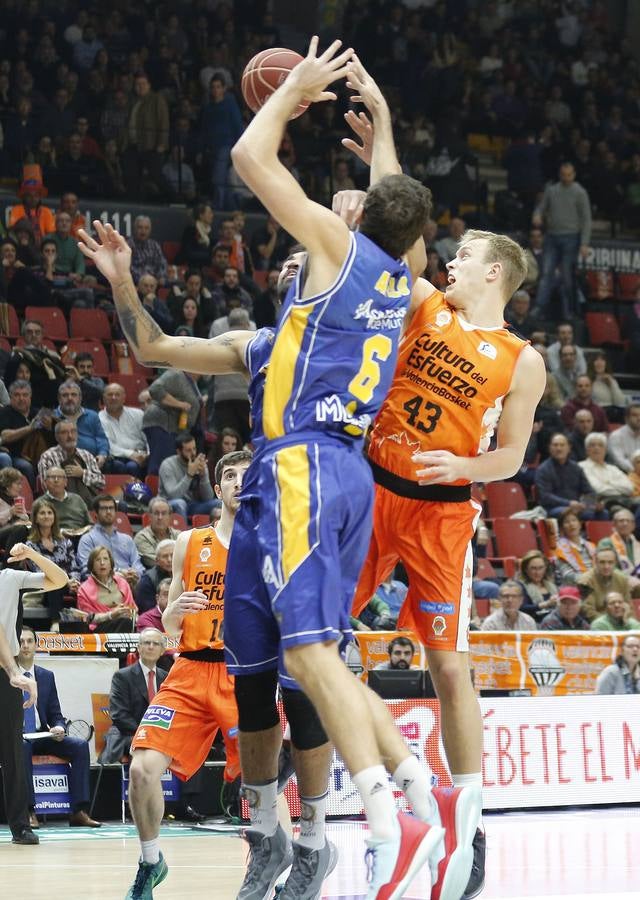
(241, 48, 310, 120)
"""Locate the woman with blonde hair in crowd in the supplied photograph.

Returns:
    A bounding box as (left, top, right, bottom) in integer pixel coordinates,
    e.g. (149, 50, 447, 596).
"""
(517, 549, 559, 624)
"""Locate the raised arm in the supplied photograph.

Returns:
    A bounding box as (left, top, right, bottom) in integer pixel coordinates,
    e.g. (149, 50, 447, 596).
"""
(78, 221, 251, 376)
(231, 36, 352, 267)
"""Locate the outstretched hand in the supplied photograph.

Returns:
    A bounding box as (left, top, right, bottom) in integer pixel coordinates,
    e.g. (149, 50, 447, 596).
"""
(345, 54, 387, 114)
(342, 110, 373, 165)
(332, 189, 367, 228)
(77, 220, 132, 285)
(285, 35, 354, 104)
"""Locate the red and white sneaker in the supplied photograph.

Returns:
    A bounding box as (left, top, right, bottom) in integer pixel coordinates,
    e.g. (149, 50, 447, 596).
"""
(365, 811, 444, 900)
(430, 786, 482, 900)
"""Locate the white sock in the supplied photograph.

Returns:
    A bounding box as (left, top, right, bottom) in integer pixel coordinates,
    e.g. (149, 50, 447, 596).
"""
(352, 765, 400, 843)
(392, 755, 438, 824)
(452, 772, 483, 831)
(297, 792, 327, 851)
(140, 838, 160, 864)
(242, 779, 278, 836)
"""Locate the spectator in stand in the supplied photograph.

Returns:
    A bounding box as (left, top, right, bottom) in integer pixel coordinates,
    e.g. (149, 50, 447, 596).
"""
(55, 380, 108, 467)
(253, 269, 279, 328)
(211, 266, 254, 320)
(561, 375, 609, 432)
(76, 545, 137, 632)
(424, 249, 447, 292)
(547, 322, 587, 375)
(169, 271, 218, 331)
(72, 24, 103, 70)
(533, 162, 592, 319)
(171, 297, 209, 339)
(609, 404, 640, 474)
(60, 355, 102, 415)
(591, 591, 640, 632)
(599, 509, 640, 583)
(37, 238, 95, 312)
(570, 409, 595, 462)
(18, 626, 101, 829)
(177, 202, 214, 268)
(535, 433, 605, 520)
(579, 433, 638, 524)
(103, 139, 126, 196)
(134, 540, 175, 613)
(203, 242, 232, 289)
(0, 380, 48, 487)
(554, 509, 596, 583)
(372, 636, 417, 671)
(122, 72, 169, 198)
(208, 427, 242, 476)
(162, 145, 195, 201)
(99, 630, 168, 764)
(12, 218, 41, 267)
(56, 133, 106, 198)
(505, 290, 538, 340)
(198, 74, 243, 209)
(75, 116, 102, 159)
(136, 578, 171, 640)
(136, 274, 174, 333)
(251, 215, 292, 272)
(127, 215, 168, 285)
(4, 98, 39, 173)
(210, 310, 253, 444)
(143, 368, 204, 475)
(50, 210, 86, 276)
(588, 351, 626, 423)
(77, 494, 143, 585)
(370, 572, 409, 621)
(540, 585, 591, 630)
(0, 237, 51, 314)
(481, 580, 537, 631)
(99, 383, 149, 478)
(8, 166, 55, 244)
(134, 497, 179, 569)
(595, 635, 640, 695)
(629, 451, 640, 497)
(26, 498, 81, 627)
(434, 217, 466, 264)
(159, 432, 218, 520)
(210, 303, 255, 342)
(224, 212, 254, 274)
(552, 344, 582, 402)
(579, 547, 632, 621)
(517, 550, 559, 624)
(521, 226, 545, 295)
(59, 192, 85, 239)
(41, 468, 92, 536)
(100, 89, 130, 153)
(0, 467, 30, 555)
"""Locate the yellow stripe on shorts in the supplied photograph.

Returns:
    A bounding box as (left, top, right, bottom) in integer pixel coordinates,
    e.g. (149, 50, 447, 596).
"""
(263, 305, 312, 440)
(275, 444, 311, 581)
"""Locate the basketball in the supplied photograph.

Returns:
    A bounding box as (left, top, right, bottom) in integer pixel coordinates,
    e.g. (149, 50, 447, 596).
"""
(241, 48, 310, 120)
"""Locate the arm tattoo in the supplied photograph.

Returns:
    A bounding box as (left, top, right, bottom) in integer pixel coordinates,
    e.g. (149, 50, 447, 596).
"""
(113, 280, 165, 353)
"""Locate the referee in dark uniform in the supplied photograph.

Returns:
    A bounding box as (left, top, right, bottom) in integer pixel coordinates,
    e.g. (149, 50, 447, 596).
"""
(0, 542, 68, 844)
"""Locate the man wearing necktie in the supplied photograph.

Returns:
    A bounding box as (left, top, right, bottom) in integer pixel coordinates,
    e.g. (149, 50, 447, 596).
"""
(0, 542, 68, 845)
(18, 626, 101, 829)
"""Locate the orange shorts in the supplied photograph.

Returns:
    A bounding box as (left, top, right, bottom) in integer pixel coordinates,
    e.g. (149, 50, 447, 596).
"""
(131, 656, 240, 783)
(353, 484, 481, 651)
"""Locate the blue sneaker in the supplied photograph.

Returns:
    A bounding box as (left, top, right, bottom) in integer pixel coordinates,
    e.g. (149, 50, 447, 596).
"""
(125, 853, 168, 899)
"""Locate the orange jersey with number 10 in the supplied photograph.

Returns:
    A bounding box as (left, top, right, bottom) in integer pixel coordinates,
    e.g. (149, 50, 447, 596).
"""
(368, 288, 526, 485)
(178, 526, 228, 653)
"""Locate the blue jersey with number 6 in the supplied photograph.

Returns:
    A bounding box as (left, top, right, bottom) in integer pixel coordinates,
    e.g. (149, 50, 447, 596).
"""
(261, 231, 411, 445)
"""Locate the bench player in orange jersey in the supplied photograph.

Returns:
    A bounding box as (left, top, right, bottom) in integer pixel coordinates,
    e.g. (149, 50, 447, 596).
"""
(123, 450, 252, 900)
(339, 104, 546, 899)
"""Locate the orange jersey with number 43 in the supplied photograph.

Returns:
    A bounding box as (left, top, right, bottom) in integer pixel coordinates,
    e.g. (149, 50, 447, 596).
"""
(368, 288, 526, 485)
(178, 526, 228, 653)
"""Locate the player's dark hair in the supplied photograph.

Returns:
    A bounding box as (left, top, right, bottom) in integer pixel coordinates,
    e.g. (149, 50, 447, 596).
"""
(175, 431, 195, 450)
(215, 450, 253, 486)
(360, 174, 432, 259)
(388, 636, 415, 656)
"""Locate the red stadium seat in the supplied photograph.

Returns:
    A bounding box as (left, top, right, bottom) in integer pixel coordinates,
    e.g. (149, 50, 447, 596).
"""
(492, 518, 537, 558)
(19, 476, 34, 512)
(70, 308, 113, 342)
(15, 336, 58, 352)
(104, 475, 135, 496)
(145, 475, 159, 496)
(485, 483, 527, 519)
(108, 374, 149, 406)
(24, 307, 68, 342)
(0, 336, 11, 353)
(536, 519, 555, 558)
(585, 312, 626, 349)
(111, 342, 148, 376)
(162, 241, 180, 263)
(0, 304, 20, 338)
(585, 520, 614, 543)
(252, 270, 268, 290)
(63, 340, 110, 378)
(115, 512, 133, 536)
(475, 557, 498, 581)
(191, 514, 210, 527)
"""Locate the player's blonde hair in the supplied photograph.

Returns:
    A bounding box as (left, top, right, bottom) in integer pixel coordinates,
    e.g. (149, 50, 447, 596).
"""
(459, 229, 527, 302)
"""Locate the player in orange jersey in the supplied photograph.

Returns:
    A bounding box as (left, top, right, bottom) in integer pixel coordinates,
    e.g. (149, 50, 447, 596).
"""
(339, 91, 546, 900)
(123, 450, 252, 900)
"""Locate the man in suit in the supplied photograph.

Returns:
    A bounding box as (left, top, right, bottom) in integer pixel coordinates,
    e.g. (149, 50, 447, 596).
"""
(100, 628, 168, 765)
(18, 626, 101, 828)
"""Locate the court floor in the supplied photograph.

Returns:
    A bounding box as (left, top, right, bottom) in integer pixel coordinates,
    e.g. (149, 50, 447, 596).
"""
(1, 806, 639, 899)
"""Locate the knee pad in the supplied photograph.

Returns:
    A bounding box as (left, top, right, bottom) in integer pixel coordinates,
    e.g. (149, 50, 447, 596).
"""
(281, 688, 328, 751)
(234, 670, 279, 733)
